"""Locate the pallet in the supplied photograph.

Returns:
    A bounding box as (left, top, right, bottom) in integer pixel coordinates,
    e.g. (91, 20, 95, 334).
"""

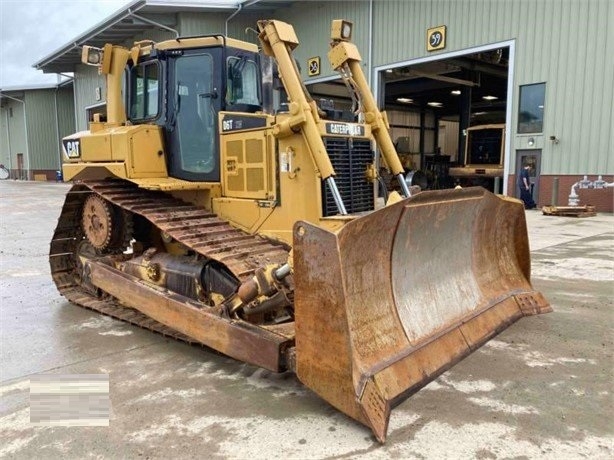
(541, 205, 597, 218)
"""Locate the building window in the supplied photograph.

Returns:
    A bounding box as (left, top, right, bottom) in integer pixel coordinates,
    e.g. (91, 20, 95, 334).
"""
(9, 107, 13, 117)
(129, 61, 160, 120)
(518, 83, 545, 133)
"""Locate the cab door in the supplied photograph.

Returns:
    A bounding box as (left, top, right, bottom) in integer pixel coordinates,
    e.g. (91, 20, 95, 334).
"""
(166, 48, 223, 182)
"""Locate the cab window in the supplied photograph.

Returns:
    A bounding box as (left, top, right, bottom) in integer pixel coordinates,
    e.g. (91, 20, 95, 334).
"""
(226, 56, 260, 110)
(129, 61, 159, 120)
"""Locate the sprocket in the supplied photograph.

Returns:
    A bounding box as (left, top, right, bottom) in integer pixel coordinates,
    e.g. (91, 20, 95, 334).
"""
(81, 194, 132, 252)
(82, 195, 114, 250)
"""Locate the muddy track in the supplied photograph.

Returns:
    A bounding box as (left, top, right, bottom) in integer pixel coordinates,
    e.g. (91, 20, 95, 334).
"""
(49, 179, 290, 344)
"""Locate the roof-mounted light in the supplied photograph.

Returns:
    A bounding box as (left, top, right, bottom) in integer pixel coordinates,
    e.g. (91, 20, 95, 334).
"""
(82, 46, 103, 66)
(331, 20, 353, 41)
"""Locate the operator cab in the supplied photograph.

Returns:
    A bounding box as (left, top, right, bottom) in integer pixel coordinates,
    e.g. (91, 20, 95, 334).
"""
(126, 37, 262, 182)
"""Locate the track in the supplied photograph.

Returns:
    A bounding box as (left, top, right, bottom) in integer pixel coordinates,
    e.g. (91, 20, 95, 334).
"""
(49, 179, 291, 344)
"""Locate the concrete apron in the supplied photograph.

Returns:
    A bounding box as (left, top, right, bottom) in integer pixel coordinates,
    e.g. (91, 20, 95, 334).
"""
(1, 180, 613, 459)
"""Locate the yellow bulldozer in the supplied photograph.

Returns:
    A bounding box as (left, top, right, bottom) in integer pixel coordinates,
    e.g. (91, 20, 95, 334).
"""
(50, 19, 550, 442)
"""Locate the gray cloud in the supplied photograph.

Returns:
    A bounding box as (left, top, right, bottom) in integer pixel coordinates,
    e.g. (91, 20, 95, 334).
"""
(0, 0, 130, 87)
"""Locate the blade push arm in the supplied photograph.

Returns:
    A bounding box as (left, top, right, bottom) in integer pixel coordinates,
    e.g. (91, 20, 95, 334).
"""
(327, 20, 411, 197)
(257, 20, 347, 215)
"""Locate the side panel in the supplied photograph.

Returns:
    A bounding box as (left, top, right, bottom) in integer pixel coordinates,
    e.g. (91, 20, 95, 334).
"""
(80, 131, 112, 162)
(62, 125, 167, 180)
(128, 127, 167, 177)
(219, 114, 276, 200)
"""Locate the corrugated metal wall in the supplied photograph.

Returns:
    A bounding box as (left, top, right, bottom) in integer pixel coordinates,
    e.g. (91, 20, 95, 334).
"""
(242, 0, 612, 176)
(126, 28, 174, 47)
(178, 12, 228, 36)
(57, 86, 75, 145)
(24, 90, 62, 170)
(438, 121, 460, 160)
(0, 100, 27, 173)
(227, 12, 266, 46)
(0, 107, 8, 166)
(1, 86, 75, 175)
(23, 90, 53, 170)
(368, 0, 613, 174)
(74, 64, 105, 132)
(68, 0, 612, 176)
(238, 2, 371, 83)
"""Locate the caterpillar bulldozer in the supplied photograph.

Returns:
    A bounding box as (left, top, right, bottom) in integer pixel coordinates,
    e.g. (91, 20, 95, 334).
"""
(50, 19, 551, 442)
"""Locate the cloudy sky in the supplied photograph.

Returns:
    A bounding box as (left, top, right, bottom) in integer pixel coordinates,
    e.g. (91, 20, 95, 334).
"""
(0, 0, 132, 88)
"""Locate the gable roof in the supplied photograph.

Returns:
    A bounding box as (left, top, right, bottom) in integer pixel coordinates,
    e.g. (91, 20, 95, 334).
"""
(33, 0, 288, 73)
(0, 79, 73, 94)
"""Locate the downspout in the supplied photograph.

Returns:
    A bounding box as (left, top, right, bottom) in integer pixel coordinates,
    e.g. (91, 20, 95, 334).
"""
(502, 40, 515, 195)
(225, 3, 243, 37)
(226, 1, 261, 37)
(55, 73, 78, 140)
(2, 94, 30, 180)
(54, 86, 62, 170)
(368, 0, 373, 87)
(66, 45, 83, 131)
(5, 106, 12, 175)
(368, 0, 377, 198)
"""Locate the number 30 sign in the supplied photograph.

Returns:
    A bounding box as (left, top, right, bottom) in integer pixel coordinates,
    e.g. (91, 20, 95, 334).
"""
(427, 25, 446, 51)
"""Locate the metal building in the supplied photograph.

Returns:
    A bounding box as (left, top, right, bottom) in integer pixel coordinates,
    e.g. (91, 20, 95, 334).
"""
(0, 81, 75, 180)
(31, 0, 613, 209)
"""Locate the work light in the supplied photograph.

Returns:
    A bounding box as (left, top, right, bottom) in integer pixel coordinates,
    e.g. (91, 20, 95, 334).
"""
(331, 20, 352, 41)
(82, 46, 103, 66)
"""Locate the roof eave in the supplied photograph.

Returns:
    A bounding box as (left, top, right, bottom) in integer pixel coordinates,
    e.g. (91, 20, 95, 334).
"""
(31, 0, 288, 74)
(33, 0, 148, 71)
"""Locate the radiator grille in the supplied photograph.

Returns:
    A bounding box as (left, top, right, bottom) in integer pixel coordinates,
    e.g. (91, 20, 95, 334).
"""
(322, 137, 374, 217)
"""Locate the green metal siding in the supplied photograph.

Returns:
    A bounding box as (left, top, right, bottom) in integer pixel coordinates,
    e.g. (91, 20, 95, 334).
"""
(270, 0, 612, 175)
(264, 2, 370, 82)
(74, 64, 105, 132)
(57, 86, 76, 155)
(227, 12, 267, 46)
(178, 12, 228, 36)
(1, 86, 75, 176)
(64, 1, 611, 177)
(0, 107, 10, 167)
(24, 90, 60, 170)
(129, 28, 174, 45)
(369, 0, 613, 174)
(0, 100, 27, 172)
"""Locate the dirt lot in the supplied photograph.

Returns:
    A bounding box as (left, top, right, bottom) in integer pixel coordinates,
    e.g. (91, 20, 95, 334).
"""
(1, 180, 613, 459)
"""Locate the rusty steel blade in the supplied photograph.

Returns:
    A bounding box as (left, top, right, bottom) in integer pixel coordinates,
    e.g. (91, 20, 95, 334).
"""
(292, 187, 551, 442)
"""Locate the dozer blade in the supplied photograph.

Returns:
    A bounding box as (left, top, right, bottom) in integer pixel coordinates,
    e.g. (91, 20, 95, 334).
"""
(292, 187, 551, 442)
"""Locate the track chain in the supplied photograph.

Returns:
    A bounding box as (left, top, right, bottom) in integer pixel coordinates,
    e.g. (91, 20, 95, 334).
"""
(49, 179, 290, 344)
